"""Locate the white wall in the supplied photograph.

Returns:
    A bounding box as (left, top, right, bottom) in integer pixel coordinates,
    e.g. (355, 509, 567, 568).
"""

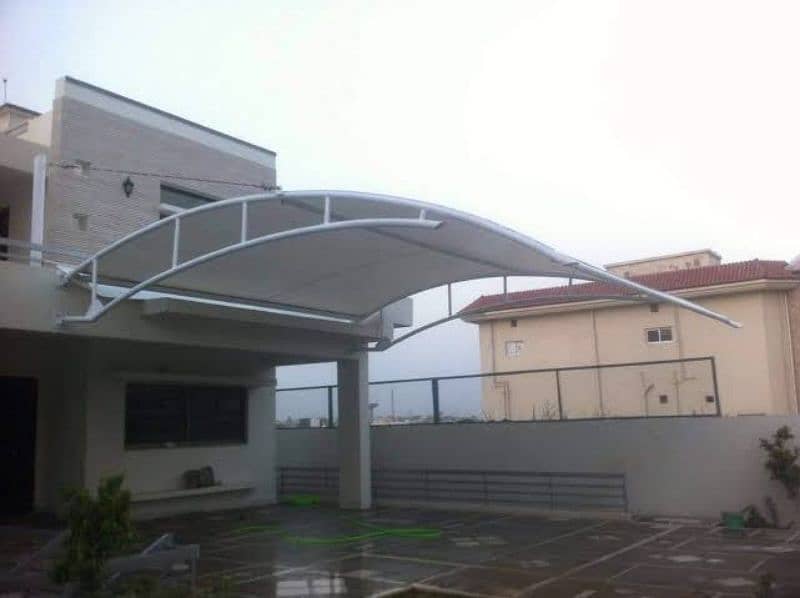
(79, 338, 277, 517)
(277, 416, 800, 519)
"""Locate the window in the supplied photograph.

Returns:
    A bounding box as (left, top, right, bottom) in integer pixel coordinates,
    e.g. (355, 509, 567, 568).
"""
(646, 327, 673, 343)
(510, 319, 518, 328)
(505, 340, 523, 357)
(649, 304, 660, 313)
(659, 394, 668, 404)
(125, 383, 247, 447)
(160, 185, 216, 218)
(705, 395, 716, 404)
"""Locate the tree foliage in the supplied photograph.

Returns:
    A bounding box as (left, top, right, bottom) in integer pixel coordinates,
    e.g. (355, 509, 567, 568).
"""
(759, 426, 800, 499)
(52, 474, 137, 591)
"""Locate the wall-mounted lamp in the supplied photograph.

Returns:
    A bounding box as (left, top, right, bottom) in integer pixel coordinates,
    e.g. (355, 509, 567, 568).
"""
(122, 176, 134, 197)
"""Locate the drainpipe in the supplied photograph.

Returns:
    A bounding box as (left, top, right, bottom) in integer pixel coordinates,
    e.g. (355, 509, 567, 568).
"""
(591, 310, 605, 415)
(489, 320, 511, 419)
(674, 305, 684, 415)
(783, 291, 799, 414)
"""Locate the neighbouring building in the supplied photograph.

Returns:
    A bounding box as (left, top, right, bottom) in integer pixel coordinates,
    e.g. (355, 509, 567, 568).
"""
(462, 250, 800, 420)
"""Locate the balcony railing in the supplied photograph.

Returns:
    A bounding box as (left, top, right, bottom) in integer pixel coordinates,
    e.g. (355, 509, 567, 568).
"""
(276, 356, 721, 428)
(0, 237, 86, 266)
(278, 466, 628, 512)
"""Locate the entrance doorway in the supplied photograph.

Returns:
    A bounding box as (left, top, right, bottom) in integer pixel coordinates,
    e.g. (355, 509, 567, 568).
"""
(0, 377, 37, 515)
(0, 206, 9, 260)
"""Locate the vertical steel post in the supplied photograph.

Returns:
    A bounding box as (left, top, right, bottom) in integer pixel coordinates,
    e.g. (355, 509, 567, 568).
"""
(432, 378, 440, 424)
(90, 259, 98, 307)
(622, 475, 629, 512)
(240, 200, 248, 242)
(327, 385, 335, 428)
(171, 217, 181, 268)
(710, 357, 721, 416)
(555, 369, 564, 420)
(447, 283, 452, 317)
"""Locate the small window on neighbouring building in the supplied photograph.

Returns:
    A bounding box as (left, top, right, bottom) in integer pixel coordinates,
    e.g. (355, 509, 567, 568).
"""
(706, 395, 716, 404)
(659, 395, 668, 404)
(649, 304, 660, 313)
(510, 319, 518, 328)
(160, 185, 216, 218)
(505, 340, 523, 358)
(646, 327, 673, 343)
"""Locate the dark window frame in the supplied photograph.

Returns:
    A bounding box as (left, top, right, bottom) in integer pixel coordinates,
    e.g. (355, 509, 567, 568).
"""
(646, 326, 673, 344)
(159, 184, 218, 215)
(125, 382, 248, 449)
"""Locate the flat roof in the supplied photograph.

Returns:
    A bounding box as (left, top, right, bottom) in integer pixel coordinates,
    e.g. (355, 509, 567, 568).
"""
(0, 103, 41, 117)
(605, 248, 722, 268)
(61, 76, 275, 157)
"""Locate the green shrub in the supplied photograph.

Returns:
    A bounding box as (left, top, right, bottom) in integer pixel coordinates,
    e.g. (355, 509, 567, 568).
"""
(759, 426, 800, 499)
(52, 474, 137, 592)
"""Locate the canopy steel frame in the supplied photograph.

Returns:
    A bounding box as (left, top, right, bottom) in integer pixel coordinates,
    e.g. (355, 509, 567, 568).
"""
(58, 190, 742, 329)
(369, 291, 653, 351)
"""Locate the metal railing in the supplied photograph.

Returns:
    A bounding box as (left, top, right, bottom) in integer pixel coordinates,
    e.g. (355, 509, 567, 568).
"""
(277, 466, 628, 512)
(0, 236, 87, 266)
(276, 356, 721, 428)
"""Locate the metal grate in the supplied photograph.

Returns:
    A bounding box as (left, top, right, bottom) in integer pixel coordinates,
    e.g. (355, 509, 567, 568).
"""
(277, 466, 628, 512)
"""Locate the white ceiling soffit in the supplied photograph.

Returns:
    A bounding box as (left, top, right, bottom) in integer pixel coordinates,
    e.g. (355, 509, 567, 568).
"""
(60, 190, 741, 328)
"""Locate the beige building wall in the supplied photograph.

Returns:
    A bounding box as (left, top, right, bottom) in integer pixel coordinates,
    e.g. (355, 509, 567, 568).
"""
(477, 288, 798, 419)
(606, 249, 721, 277)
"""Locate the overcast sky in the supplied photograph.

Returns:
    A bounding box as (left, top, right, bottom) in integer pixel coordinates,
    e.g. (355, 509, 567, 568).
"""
(3, 0, 799, 388)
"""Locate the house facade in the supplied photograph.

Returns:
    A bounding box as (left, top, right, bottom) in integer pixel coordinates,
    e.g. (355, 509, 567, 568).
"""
(463, 250, 800, 420)
(0, 78, 392, 518)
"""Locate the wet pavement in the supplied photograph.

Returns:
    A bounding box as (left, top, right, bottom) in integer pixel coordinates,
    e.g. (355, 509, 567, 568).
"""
(2, 505, 800, 596)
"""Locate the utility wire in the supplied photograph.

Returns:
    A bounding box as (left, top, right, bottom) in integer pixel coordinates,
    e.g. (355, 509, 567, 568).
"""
(50, 160, 280, 191)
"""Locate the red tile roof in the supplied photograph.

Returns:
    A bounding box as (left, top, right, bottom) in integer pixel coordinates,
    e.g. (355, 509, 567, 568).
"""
(462, 260, 797, 315)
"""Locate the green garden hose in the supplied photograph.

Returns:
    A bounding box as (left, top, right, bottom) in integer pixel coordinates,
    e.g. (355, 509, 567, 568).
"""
(230, 512, 442, 545)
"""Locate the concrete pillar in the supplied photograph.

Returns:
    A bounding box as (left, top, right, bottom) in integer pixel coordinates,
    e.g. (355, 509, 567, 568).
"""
(249, 377, 277, 503)
(30, 153, 46, 265)
(337, 352, 371, 509)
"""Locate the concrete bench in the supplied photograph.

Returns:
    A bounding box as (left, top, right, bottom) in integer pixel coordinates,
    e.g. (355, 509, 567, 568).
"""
(131, 482, 255, 503)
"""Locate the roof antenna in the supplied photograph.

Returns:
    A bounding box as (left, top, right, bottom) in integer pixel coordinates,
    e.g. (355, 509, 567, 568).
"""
(2, 78, 7, 104)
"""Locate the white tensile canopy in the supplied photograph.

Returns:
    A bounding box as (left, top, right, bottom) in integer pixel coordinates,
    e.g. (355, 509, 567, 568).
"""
(60, 190, 741, 329)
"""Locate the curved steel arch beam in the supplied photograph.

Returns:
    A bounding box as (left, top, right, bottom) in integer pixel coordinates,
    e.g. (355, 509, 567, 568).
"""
(62, 190, 572, 284)
(60, 189, 742, 328)
(368, 293, 652, 352)
(59, 217, 442, 324)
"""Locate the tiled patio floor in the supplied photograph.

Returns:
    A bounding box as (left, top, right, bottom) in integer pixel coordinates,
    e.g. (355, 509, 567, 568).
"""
(3, 505, 800, 596)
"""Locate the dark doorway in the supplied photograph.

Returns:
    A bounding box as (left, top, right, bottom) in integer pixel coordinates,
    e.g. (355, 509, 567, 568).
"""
(0, 206, 9, 260)
(0, 377, 37, 515)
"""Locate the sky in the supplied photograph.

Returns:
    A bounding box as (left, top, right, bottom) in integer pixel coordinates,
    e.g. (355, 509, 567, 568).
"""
(2, 0, 800, 394)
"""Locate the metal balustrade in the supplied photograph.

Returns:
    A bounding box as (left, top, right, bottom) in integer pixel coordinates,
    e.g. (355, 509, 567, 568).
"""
(277, 466, 628, 512)
(276, 356, 721, 428)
